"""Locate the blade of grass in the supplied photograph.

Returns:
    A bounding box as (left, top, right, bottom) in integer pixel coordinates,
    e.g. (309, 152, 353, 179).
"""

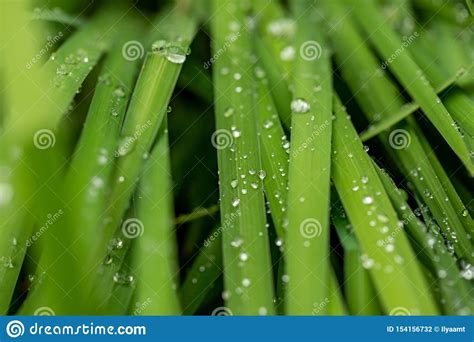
(413, 124, 474, 237)
(406, 39, 474, 137)
(93, 8, 197, 278)
(359, 69, 466, 141)
(97, 245, 135, 315)
(322, 0, 473, 262)
(414, 196, 474, 315)
(285, 0, 332, 315)
(133, 120, 181, 315)
(467, 0, 474, 15)
(36, 4, 127, 127)
(376, 164, 474, 315)
(389, 123, 473, 262)
(0, 1, 115, 312)
(31, 7, 85, 28)
(331, 199, 382, 315)
(19, 15, 145, 315)
(66, 15, 143, 279)
(254, 64, 289, 240)
(331, 96, 438, 315)
(253, 1, 294, 127)
(351, 0, 473, 173)
(180, 226, 223, 315)
(211, 0, 275, 315)
(326, 270, 347, 315)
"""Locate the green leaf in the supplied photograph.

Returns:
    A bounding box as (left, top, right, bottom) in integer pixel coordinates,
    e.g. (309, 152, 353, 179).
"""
(352, 0, 473, 173)
(285, 0, 333, 315)
(211, 0, 275, 315)
(331, 96, 438, 315)
(133, 120, 181, 315)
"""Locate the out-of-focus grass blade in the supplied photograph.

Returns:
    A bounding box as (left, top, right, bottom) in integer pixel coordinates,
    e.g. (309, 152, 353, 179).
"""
(465, 0, 474, 15)
(31, 7, 85, 27)
(352, 0, 473, 174)
(37, 4, 126, 127)
(332, 96, 438, 315)
(326, 271, 347, 315)
(285, 0, 333, 315)
(19, 15, 144, 315)
(211, 0, 275, 315)
(407, 38, 474, 138)
(360, 70, 465, 141)
(180, 227, 223, 315)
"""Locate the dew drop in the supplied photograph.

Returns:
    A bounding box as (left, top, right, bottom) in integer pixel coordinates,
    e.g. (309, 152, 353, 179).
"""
(291, 98, 311, 113)
(231, 198, 240, 207)
(362, 196, 374, 205)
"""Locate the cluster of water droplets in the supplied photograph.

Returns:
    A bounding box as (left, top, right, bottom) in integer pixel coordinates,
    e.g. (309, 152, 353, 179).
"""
(52, 48, 97, 88)
(151, 40, 190, 64)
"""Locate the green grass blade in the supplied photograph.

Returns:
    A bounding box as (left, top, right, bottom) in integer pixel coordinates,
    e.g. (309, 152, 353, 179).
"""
(31, 7, 85, 27)
(390, 125, 473, 263)
(466, 0, 474, 15)
(255, 64, 289, 240)
(326, 270, 347, 315)
(331, 96, 438, 315)
(322, 0, 473, 262)
(413, 125, 474, 237)
(95, 11, 197, 267)
(133, 120, 181, 315)
(66, 16, 143, 275)
(37, 5, 126, 126)
(96, 246, 135, 315)
(285, 0, 332, 315)
(351, 0, 473, 173)
(180, 227, 223, 315)
(359, 70, 465, 141)
(332, 200, 382, 315)
(376, 164, 474, 315)
(253, 1, 294, 128)
(211, 0, 275, 315)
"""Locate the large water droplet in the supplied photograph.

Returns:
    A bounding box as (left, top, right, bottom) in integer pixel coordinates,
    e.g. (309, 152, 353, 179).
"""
(291, 98, 310, 113)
